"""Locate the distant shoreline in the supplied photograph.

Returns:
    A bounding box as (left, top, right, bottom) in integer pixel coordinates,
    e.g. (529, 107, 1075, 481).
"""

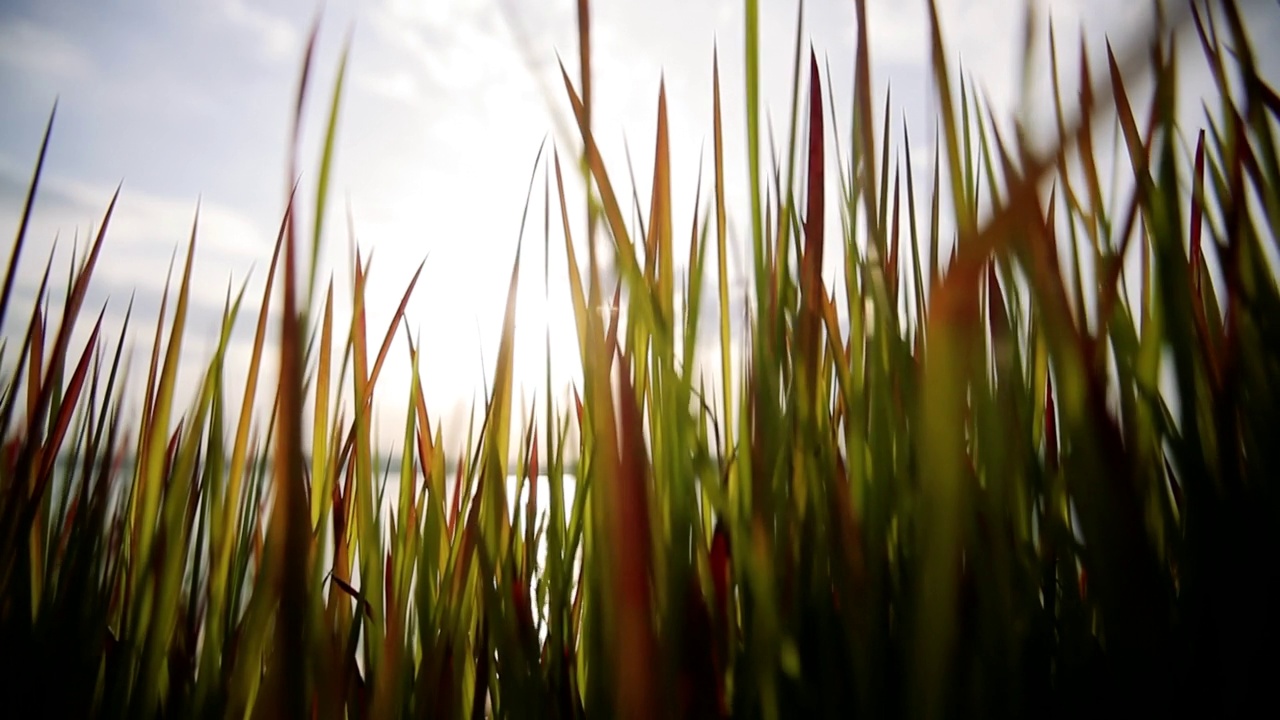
(45, 452, 581, 478)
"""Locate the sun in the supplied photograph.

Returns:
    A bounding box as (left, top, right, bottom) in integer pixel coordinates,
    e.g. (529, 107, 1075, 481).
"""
(510, 274, 584, 402)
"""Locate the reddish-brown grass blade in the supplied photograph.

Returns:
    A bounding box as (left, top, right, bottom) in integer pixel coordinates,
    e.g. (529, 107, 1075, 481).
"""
(609, 340, 656, 719)
(649, 79, 674, 323)
(26, 307, 44, 430)
(366, 260, 426, 393)
(4, 187, 117, 559)
(799, 50, 825, 385)
(0, 246, 56, 442)
(1187, 129, 1221, 385)
(274, 15, 322, 719)
(0, 102, 56, 331)
(330, 573, 374, 620)
(36, 309, 105, 485)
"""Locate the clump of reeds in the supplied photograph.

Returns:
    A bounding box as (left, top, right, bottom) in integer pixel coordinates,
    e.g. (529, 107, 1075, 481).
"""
(1, 0, 1278, 717)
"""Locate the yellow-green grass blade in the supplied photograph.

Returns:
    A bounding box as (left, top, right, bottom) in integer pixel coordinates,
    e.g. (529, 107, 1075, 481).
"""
(552, 149, 592, 356)
(558, 61, 665, 343)
(345, 247, 387, 684)
(712, 48, 735, 460)
(926, 0, 971, 240)
(682, 164, 709, 377)
(770, 0, 807, 295)
(853, 0, 880, 246)
(135, 299, 208, 717)
(960, 66, 975, 216)
(888, 162, 901, 313)
(371, 351, 421, 718)
(181, 286, 239, 698)
(310, 279, 335, 529)
(574, 0, 593, 177)
(624, 137, 652, 258)
(1107, 42, 1154, 214)
(129, 247, 174, 582)
(136, 273, 244, 719)
(743, 0, 764, 282)
(308, 31, 351, 313)
(878, 86, 894, 265)
(903, 122, 927, 343)
(1075, 38, 1108, 253)
(566, 197, 623, 717)
(132, 204, 197, 604)
(928, 125, 941, 290)
(477, 141, 544, 570)
(201, 200, 286, 702)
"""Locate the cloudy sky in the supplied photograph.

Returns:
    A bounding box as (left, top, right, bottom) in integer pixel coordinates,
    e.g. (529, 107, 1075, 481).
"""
(1, 0, 1274, 455)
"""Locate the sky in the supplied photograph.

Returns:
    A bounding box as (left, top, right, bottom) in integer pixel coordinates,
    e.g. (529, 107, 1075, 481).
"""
(1, 0, 1276, 457)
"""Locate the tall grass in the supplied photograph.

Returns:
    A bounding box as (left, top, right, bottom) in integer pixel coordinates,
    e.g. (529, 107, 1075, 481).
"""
(2, 0, 1278, 717)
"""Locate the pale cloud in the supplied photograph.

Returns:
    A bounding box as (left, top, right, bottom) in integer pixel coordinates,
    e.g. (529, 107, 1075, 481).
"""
(219, 0, 303, 64)
(354, 68, 426, 106)
(0, 18, 93, 80)
(0, 155, 274, 328)
(370, 0, 523, 95)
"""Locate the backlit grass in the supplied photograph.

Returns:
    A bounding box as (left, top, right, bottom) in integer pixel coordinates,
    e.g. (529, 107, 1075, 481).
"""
(2, 0, 1279, 717)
